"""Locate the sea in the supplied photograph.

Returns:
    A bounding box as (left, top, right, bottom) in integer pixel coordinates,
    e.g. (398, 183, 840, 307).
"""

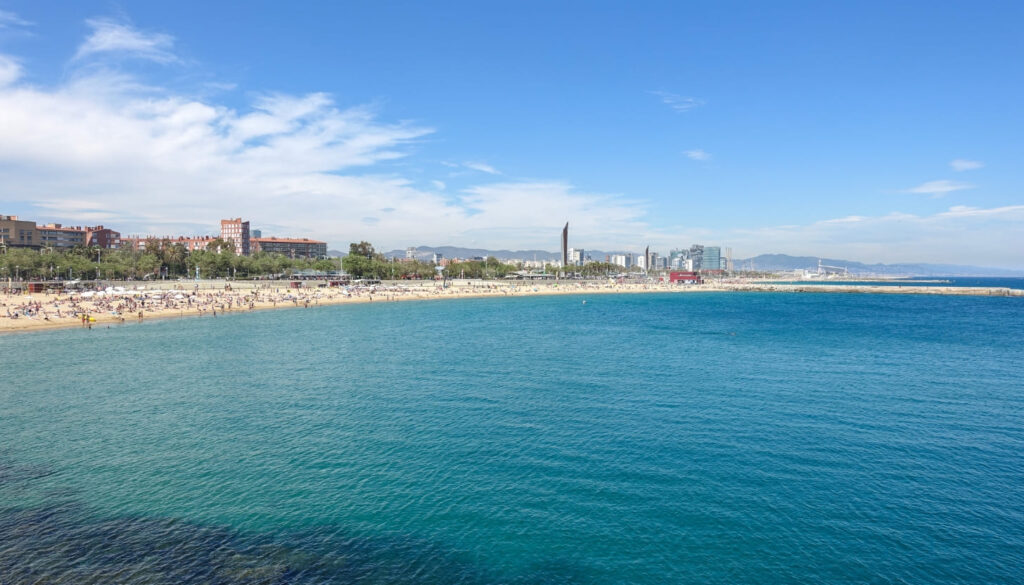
(2, 290, 1023, 584)
(764, 276, 1024, 289)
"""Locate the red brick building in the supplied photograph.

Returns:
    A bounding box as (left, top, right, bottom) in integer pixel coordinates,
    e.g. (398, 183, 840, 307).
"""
(85, 226, 122, 249)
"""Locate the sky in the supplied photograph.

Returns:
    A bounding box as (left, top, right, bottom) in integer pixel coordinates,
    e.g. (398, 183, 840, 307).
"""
(0, 1, 1021, 267)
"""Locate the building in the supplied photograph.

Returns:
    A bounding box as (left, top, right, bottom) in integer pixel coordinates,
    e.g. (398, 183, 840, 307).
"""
(688, 244, 704, 270)
(610, 254, 633, 268)
(704, 247, 721, 273)
(252, 229, 262, 239)
(36, 224, 86, 249)
(85, 226, 122, 249)
(251, 237, 327, 259)
(220, 218, 250, 256)
(432, 252, 444, 265)
(561, 222, 569, 268)
(669, 271, 703, 284)
(122, 235, 216, 252)
(405, 247, 416, 259)
(568, 248, 585, 266)
(0, 215, 39, 249)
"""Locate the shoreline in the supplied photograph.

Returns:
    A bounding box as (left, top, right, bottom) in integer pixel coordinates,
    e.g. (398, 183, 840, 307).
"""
(2, 281, 1021, 336)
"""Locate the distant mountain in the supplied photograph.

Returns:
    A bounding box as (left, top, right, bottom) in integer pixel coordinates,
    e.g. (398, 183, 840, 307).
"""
(383, 246, 558, 262)
(380, 245, 647, 262)
(337, 246, 1021, 276)
(735, 254, 1024, 277)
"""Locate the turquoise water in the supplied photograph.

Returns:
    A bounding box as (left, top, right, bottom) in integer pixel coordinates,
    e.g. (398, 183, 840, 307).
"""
(2, 292, 1023, 583)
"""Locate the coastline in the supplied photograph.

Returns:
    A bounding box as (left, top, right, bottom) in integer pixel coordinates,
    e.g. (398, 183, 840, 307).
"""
(2, 280, 1021, 336)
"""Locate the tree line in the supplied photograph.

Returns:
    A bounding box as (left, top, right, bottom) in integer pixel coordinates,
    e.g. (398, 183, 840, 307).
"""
(339, 242, 643, 280)
(0, 238, 339, 280)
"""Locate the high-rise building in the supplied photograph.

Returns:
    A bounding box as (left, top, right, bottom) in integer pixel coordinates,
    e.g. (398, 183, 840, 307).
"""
(252, 229, 262, 239)
(688, 244, 704, 270)
(220, 218, 250, 256)
(610, 254, 633, 268)
(704, 247, 721, 272)
(568, 248, 585, 266)
(561, 223, 569, 268)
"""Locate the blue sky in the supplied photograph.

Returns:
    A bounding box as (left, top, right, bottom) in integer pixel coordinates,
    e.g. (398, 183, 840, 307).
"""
(0, 1, 1021, 266)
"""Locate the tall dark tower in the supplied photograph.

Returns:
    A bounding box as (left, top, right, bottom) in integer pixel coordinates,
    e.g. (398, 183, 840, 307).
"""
(644, 245, 650, 272)
(561, 222, 569, 268)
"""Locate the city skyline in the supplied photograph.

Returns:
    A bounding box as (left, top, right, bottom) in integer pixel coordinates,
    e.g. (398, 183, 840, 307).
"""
(0, 2, 1021, 267)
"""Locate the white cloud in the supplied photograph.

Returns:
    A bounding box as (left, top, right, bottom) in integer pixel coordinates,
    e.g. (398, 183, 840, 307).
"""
(950, 159, 984, 172)
(684, 149, 710, 161)
(1, 19, 1019, 268)
(74, 18, 179, 63)
(650, 90, 705, 113)
(818, 215, 866, 224)
(463, 161, 501, 175)
(0, 39, 655, 251)
(720, 205, 1024, 268)
(457, 182, 647, 245)
(905, 179, 975, 196)
(0, 54, 21, 86)
(440, 160, 501, 175)
(0, 9, 32, 28)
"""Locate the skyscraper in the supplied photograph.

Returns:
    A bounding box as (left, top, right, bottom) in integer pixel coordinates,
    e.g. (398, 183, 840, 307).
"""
(704, 247, 721, 272)
(561, 222, 569, 267)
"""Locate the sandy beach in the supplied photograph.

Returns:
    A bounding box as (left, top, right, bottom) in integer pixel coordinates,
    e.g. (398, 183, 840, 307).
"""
(2, 279, 1021, 335)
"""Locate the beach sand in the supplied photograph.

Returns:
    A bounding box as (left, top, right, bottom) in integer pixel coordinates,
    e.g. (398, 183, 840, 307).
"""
(2, 280, 1021, 335)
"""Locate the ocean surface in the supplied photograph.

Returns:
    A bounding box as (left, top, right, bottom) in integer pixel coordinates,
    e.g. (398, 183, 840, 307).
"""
(2, 292, 1023, 584)
(765, 276, 1024, 289)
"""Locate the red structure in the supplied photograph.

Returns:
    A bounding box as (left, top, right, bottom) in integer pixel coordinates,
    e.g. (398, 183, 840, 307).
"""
(85, 225, 122, 249)
(669, 271, 702, 284)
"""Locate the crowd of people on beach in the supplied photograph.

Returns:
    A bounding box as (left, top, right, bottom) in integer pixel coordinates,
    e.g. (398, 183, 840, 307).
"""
(0, 279, 690, 332)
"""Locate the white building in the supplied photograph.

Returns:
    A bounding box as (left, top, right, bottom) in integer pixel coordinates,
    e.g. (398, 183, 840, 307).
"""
(610, 253, 633, 268)
(568, 248, 585, 267)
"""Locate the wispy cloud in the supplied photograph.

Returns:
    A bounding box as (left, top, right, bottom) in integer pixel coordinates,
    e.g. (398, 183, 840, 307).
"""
(684, 149, 710, 161)
(439, 160, 501, 175)
(650, 90, 705, 113)
(430, 180, 446, 190)
(818, 215, 866, 224)
(463, 161, 501, 175)
(0, 9, 32, 28)
(950, 159, 984, 172)
(74, 18, 179, 64)
(905, 179, 975, 197)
